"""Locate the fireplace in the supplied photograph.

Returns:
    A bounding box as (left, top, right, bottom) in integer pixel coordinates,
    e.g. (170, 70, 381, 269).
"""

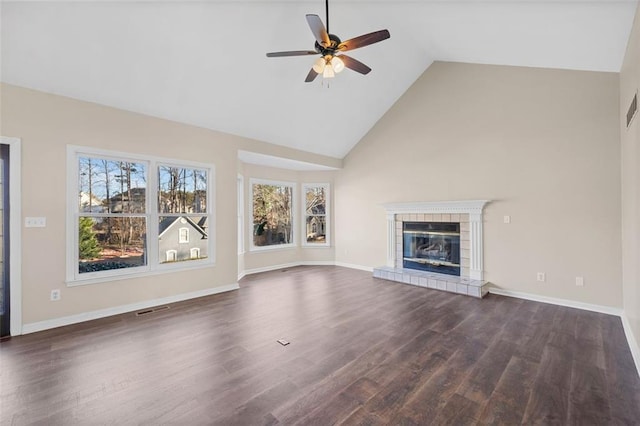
(403, 221, 460, 276)
(373, 200, 490, 298)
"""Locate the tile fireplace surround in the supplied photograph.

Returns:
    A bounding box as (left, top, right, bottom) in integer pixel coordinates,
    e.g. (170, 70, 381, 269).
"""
(373, 200, 490, 298)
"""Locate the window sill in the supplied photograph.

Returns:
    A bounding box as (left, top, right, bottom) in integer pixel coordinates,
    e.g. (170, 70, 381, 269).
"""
(66, 260, 215, 287)
(301, 244, 332, 249)
(249, 244, 296, 253)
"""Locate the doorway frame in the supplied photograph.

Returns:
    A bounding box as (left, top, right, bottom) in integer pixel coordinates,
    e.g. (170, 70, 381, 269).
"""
(1, 136, 22, 336)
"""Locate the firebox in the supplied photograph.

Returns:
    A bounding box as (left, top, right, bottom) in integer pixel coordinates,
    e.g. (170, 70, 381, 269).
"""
(403, 222, 461, 276)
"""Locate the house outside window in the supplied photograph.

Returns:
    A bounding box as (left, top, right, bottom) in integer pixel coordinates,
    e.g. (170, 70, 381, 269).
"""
(68, 146, 214, 284)
(157, 166, 209, 264)
(250, 179, 295, 250)
(302, 183, 329, 247)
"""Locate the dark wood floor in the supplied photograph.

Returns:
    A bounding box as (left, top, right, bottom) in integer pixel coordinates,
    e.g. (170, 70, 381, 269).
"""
(2, 266, 639, 425)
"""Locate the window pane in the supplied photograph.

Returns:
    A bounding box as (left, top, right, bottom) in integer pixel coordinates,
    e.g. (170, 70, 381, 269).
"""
(253, 183, 293, 247)
(306, 215, 326, 243)
(158, 166, 207, 213)
(305, 187, 326, 215)
(159, 216, 208, 263)
(78, 216, 146, 273)
(79, 157, 146, 213)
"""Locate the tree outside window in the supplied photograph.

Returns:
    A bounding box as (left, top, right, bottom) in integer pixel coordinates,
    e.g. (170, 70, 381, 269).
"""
(252, 181, 294, 248)
(77, 157, 147, 274)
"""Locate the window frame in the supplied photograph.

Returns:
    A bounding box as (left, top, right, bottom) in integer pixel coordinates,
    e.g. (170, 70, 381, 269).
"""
(66, 145, 215, 286)
(249, 178, 296, 252)
(301, 183, 330, 248)
(237, 175, 244, 255)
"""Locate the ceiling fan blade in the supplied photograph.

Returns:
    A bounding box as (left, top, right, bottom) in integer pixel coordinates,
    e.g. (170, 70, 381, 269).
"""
(306, 14, 331, 47)
(337, 29, 390, 52)
(339, 54, 371, 75)
(266, 50, 319, 58)
(305, 68, 319, 83)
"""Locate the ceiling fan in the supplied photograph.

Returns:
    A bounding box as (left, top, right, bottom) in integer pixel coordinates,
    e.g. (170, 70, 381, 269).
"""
(266, 0, 390, 82)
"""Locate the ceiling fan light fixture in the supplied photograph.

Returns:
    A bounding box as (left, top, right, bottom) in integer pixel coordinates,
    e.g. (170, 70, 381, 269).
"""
(331, 56, 345, 73)
(312, 57, 326, 73)
(323, 63, 335, 78)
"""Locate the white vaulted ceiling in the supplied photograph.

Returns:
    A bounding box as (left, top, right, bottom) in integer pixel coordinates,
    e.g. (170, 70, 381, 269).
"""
(1, 1, 637, 159)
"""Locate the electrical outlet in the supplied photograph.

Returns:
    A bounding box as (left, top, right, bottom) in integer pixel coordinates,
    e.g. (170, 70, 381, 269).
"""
(576, 276, 584, 287)
(50, 289, 61, 301)
(25, 217, 47, 228)
(536, 272, 546, 282)
(503, 215, 511, 224)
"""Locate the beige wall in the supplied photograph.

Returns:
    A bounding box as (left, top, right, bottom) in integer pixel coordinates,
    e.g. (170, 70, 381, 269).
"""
(620, 4, 640, 349)
(0, 84, 335, 326)
(335, 62, 622, 308)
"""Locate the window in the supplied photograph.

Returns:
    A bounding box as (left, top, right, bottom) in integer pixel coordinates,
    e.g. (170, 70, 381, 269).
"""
(158, 165, 209, 265)
(303, 184, 329, 246)
(250, 179, 295, 250)
(76, 156, 148, 275)
(68, 146, 214, 284)
(179, 228, 189, 243)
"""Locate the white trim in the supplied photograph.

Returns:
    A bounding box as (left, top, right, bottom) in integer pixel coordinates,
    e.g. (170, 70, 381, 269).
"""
(249, 178, 296, 251)
(237, 174, 244, 255)
(21, 284, 239, 335)
(488, 287, 623, 316)
(1, 137, 22, 336)
(66, 145, 215, 285)
(301, 183, 330, 248)
(242, 260, 351, 276)
(300, 261, 336, 266)
(243, 262, 301, 275)
(381, 200, 490, 215)
(621, 313, 640, 377)
(241, 260, 373, 274)
(333, 262, 374, 272)
(237, 271, 246, 281)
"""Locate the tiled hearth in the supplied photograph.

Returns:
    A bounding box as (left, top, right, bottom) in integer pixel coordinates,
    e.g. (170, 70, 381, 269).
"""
(373, 200, 490, 299)
(373, 266, 488, 298)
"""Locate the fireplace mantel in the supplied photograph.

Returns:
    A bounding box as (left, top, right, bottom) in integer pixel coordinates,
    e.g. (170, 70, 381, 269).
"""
(381, 200, 489, 216)
(382, 200, 490, 281)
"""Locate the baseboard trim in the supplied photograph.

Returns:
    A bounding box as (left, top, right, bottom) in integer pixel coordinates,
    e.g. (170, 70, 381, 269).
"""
(300, 261, 336, 266)
(488, 287, 623, 316)
(621, 312, 640, 377)
(242, 261, 373, 277)
(243, 263, 302, 276)
(333, 262, 374, 272)
(237, 271, 247, 281)
(21, 284, 240, 335)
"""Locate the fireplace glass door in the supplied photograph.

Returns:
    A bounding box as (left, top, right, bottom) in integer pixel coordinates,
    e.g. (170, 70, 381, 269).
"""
(403, 222, 461, 276)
